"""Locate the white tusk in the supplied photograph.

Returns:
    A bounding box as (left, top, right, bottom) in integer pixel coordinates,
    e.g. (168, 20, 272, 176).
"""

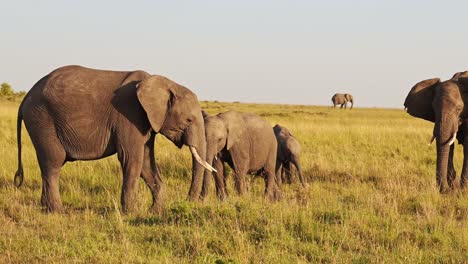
(428, 135, 435, 146)
(404, 107, 408, 112)
(214, 155, 218, 160)
(189, 146, 217, 172)
(448, 132, 457, 146)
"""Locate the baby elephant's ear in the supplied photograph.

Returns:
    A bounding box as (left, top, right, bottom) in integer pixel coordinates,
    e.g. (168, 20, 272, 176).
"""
(136, 75, 176, 132)
(404, 78, 439, 122)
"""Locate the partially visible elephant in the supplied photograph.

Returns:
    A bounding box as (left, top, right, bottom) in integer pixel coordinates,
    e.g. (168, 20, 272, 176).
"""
(15, 65, 214, 213)
(404, 71, 468, 192)
(200, 110, 281, 201)
(332, 93, 354, 109)
(273, 124, 307, 187)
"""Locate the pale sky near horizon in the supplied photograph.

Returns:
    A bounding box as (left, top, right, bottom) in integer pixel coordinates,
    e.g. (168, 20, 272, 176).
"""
(1, 0, 468, 108)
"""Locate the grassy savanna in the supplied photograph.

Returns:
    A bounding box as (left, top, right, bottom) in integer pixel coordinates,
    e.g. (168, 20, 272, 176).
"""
(0, 99, 467, 263)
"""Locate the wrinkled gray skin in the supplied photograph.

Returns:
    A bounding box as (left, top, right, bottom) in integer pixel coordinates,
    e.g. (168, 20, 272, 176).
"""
(15, 65, 210, 213)
(273, 124, 307, 187)
(404, 71, 468, 193)
(332, 93, 354, 109)
(200, 110, 281, 201)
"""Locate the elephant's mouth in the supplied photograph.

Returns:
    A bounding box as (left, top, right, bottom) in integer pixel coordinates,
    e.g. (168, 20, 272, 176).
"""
(161, 128, 184, 148)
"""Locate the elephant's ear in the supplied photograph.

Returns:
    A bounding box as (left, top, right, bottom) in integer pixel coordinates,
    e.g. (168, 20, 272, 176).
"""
(451, 71, 468, 80)
(404, 78, 440, 122)
(458, 77, 468, 87)
(201, 110, 209, 119)
(136, 75, 176, 132)
(223, 111, 246, 150)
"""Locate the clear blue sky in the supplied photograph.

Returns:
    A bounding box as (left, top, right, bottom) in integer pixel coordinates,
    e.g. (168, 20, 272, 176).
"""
(1, 0, 468, 108)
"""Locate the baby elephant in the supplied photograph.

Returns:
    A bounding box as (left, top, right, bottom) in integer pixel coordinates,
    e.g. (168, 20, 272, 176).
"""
(201, 110, 281, 201)
(273, 124, 307, 187)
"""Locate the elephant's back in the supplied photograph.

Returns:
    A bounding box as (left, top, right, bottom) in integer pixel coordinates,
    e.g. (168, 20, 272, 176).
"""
(242, 113, 277, 168)
(332, 93, 346, 103)
(43, 66, 130, 101)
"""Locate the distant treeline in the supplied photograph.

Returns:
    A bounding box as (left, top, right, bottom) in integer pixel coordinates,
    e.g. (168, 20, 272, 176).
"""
(0, 82, 26, 101)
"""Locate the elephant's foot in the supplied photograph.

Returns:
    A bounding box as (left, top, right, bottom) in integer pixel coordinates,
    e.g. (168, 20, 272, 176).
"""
(41, 196, 64, 213)
(265, 188, 282, 202)
(460, 178, 466, 189)
(215, 189, 227, 201)
(149, 202, 164, 215)
(121, 194, 138, 214)
(438, 184, 452, 194)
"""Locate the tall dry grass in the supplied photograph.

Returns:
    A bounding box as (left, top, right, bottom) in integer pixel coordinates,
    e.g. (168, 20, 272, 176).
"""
(0, 99, 466, 263)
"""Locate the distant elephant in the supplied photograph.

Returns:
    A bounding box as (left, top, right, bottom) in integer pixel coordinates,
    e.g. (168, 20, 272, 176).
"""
(332, 93, 354, 109)
(200, 110, 281, 201)
(14, 65, 215, 213)
(273, 124, 307, 187)
(404, 71, 468, 192)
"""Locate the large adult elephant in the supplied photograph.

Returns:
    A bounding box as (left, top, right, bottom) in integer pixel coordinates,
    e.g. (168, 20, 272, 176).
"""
(404, 71, 468, 192)
(332, 93, 354, 109)
(273, 124, 307, 187)
(14, 65, 215, 213)
(200, 110, 281, 201)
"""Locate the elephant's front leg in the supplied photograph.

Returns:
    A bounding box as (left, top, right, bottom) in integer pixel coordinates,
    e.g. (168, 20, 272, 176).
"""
(118, 145, 144, 214)
(283, 161, 293, 184)
(140, 135, 165, 214)
(275, 162, 283, 186)
(213, 158, 227, 200)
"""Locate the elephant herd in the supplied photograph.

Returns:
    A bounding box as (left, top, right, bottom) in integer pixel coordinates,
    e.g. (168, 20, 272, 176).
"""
(14, 65, 465, 213)
(14, 65, 305, 213)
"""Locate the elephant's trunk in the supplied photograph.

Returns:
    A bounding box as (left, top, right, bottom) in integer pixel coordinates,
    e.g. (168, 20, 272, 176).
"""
(436, 140, 450, 193)
(435, 115, 458, 192)
(201, 147, 217, 199)
(201, 142, 225, 200)
(186, 115, 211, 201)
(350, 99, 354, 109)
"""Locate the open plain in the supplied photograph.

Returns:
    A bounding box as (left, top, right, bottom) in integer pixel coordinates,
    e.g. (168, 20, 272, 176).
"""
(0, 99, 466, 263)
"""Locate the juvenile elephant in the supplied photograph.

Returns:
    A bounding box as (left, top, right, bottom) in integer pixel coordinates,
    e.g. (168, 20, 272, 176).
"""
(404, 71, 468, 192)
(15, 65, 215, 213)
(200, 110, 281, 201)
(332, 93, 354, 109)
(273, 124, 307, 187)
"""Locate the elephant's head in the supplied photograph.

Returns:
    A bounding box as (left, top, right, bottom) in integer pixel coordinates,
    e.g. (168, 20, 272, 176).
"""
(201, 110, 246, 198)
(404, 76, 468, 192)
(345, 94, 354, 108)
(136, 75, 214, 199)
(451, 71, 468, 81)
(204, 110, 245, 164)
(273, 124, 291, 139)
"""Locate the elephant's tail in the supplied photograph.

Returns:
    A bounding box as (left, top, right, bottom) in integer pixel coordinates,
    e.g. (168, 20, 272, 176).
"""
(14, 106, 24, 187)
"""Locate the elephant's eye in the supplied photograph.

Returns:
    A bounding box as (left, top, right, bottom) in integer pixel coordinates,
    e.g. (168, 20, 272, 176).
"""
(187, 118, 193, 123)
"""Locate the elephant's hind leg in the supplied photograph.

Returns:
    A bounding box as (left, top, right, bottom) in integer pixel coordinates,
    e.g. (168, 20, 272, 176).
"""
(38, 149, 66, 213)
(140, 134, 164, 214)
(25, 111, 66, 212)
